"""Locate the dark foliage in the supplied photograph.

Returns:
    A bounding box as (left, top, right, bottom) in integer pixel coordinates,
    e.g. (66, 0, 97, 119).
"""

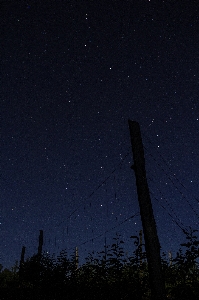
(1, 230, 199, 299)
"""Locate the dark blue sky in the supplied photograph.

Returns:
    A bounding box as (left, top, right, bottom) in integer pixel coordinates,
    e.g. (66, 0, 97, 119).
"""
(1, 0, 199, 269)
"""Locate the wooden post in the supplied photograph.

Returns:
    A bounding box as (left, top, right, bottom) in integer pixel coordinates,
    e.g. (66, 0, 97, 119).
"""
(19, 246, 26, 277)
(75, 247, 79, 270)
(38, 230, 43, 256)
(128, 120, 165, 300)
(169, 251, 172, 266)
(139, 230, 143, 265)
(103, 236, 107, 262)
(20, 246, 26, 266)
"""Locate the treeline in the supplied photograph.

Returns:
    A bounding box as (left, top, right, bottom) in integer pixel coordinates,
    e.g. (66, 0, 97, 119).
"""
(1, 229, 199, 299)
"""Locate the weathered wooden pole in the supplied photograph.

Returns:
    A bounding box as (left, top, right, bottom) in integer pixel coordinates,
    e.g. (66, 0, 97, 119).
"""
(169, 251, 172, 266)
(128, 120, 165, 300)
(19, 245, 26, 277)
(20, 245, 26, 266)
(139, 229, 143, 265)
(75, 246, 79, 270)
(38, 230, 43, 256)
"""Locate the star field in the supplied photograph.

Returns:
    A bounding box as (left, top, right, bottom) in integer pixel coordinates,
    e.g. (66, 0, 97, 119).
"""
(1, 0, 199, 269)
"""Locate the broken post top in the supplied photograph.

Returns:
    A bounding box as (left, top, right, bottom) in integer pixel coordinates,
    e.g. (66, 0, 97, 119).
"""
(128, 120, 145, 169)
(128, 120, 143, 139)
(128, 120, 142, 140)
(128, 119, 139, 125)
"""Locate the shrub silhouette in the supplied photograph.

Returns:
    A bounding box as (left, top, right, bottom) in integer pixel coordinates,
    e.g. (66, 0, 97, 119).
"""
(1, 230, 199, 299)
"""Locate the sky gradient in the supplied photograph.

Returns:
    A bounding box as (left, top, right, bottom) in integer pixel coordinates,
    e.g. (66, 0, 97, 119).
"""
(1, 0, 199, 269)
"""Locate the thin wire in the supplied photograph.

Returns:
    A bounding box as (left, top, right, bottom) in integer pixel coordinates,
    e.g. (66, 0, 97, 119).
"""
(148, 176, 187, 229)
(68, 212, 140, 250)
(150, 190, 189, 235)
(143, 133, 199, 205)
(144, 145, 199, 220)
(56, 151, 131, 227)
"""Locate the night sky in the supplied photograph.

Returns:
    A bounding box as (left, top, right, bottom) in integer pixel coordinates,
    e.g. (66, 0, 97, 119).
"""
(1, 0, 199, 269)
